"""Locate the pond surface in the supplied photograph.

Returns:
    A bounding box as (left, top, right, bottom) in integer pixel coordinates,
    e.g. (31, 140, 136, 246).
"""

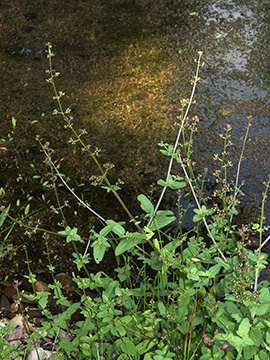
(0, 0, 269, 275)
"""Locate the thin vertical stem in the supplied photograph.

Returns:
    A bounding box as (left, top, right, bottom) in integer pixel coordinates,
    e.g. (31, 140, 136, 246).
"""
(147, 52, 203, 228)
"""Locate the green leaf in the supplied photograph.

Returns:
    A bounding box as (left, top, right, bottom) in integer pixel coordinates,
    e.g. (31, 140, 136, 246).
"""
(259, 287, 270, 302)
(158, 302, 167, 317)
(247, 251, 259, 262)
(188, 242, 199, 256)
(54, 301, 81, 329)
(226, 301, 239, 314)
(193, 214, 202, 222)
(250, 327, 263, 347)
(237, 318, 251, 337)
(149, 210, 175, 231)
(115, 232, 146, 256)
(138, 194, 154, 215)
(72, 252, 90, 271)
(157, 175, 186, 190)
(243, 346, 257, 360)
(255, 302, 269, 316)
(22, 293, 37, 302)
(117, 355, 130, 360)
(136, 340, 155, 355)
(114, 323, 126, 337)
(58, 227, 71, 236)
(61, 338, 77, 355)
(193, 205, 214, 223)
(214, 257, 231, 270)
(106, 220, 126, 236)
(11, 116, 17, 128)
(144, 227, 155, 241)
(80, 343, 91, 356)
(100, 223, 115, 237)
(38, 292, 50, 309)
(24, 204, 30, 216)
(229, 336, 246, 352)
(0, 204, 10, 227)
(208, 264, 222, 277)
(120, 340, 137, 356)
(91, 237, 110, 264)
(144, 354, 153, 360)
(58, 227, 83, 243)
(266, 331, 270, 345)
(153, 238, 160, 252)
(61, 302, 81, 320)
(187, 269, 200, 281)
(101, 185, 121, 192)
(258, 350, 269, 360)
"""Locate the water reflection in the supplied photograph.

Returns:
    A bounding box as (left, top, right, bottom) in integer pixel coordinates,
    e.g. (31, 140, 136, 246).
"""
(0, 0, 269, 273)
(170, 0, 269, 240)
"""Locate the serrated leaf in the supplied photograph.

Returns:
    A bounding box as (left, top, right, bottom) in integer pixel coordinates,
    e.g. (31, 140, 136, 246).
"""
(188, 242, 199, 256)
(249, 327, 263, 347)
(259, 349, 269, 360)
(230, 336, 248, 352)
(243, 345, 257, 360)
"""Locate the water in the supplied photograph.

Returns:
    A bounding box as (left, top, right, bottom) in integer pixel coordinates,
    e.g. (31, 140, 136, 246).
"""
(168, 0, 270, 241)
(0, 0, 269, 274)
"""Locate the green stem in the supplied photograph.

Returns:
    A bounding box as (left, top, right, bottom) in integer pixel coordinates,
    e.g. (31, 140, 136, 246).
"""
(253, 176, 270, 294)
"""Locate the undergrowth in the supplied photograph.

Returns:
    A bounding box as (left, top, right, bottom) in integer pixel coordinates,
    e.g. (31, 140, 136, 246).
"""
(0, 44, 270, 360)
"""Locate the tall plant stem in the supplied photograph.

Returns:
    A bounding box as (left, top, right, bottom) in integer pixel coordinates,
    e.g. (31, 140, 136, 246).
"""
(229, 121, 252, 225)
(253, 175, 270, 294)
(46, 43, 142, 233)
(178, 153, 227, 263)
(147, 51, 203, 228)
